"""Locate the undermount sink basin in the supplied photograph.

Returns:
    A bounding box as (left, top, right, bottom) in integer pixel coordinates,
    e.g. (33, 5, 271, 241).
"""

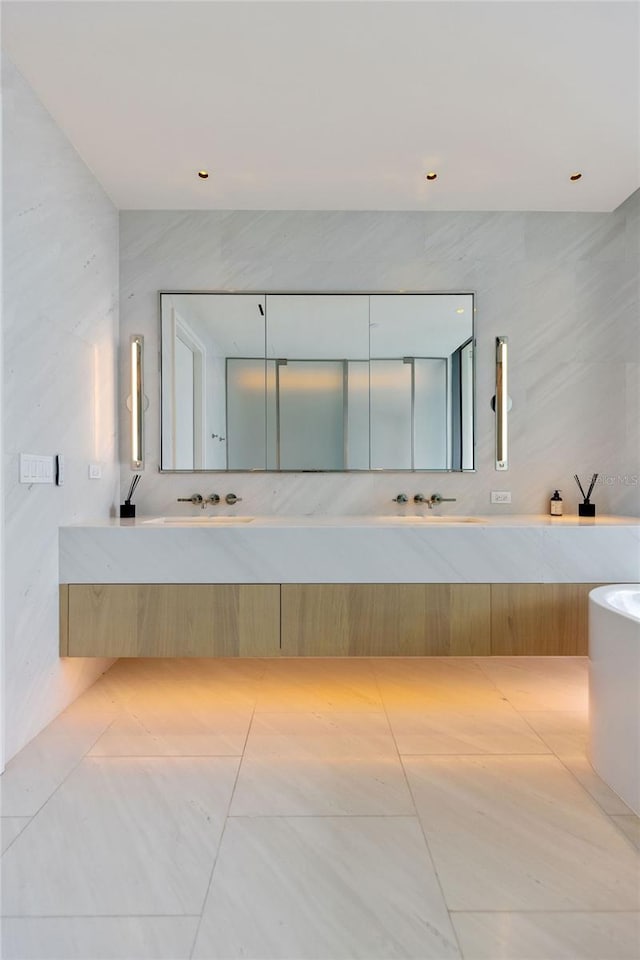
(143, 516, 255, 525)
(377, 515, 480, 523)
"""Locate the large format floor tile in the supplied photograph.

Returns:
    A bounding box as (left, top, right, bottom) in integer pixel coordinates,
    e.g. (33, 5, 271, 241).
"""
(0, 708, 114, 817)
(520, 709, 635, 814)
(374, 658, 502, 710)
(6, 654, 635, 960)
(475, 656, 589, 710)
(256, 660, 383, 712)
(1, 757, 239, 916)
(241, 710, 400, 761)
(0, 917, 199, 960)
(519, 708, 588, 757)
(405, 755, 640, 911)
(98, 658, 264, 710)
(451, 911, 640, 960)
(231, 711, 412, 815)
(88, 706, 253, 756)
(231, 754, 412, 816)
(561, 754, 636, 815)
(388, 702, 550, 755)
(193, 816, 460, 959)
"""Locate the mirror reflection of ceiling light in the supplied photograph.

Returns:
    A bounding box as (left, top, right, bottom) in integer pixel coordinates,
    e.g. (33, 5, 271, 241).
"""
(425, 172, 438, 181)
(456, 308, 465, 314)
(570, 172, 583, 181)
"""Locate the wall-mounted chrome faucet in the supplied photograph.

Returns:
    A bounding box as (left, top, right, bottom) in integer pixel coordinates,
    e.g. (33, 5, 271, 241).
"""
(177, 493, 221, 509)
(417, 493, 457, 509)
(392, 493, 409, 503)
(177, 493, 204, 507)
(225, 493, 242, 505)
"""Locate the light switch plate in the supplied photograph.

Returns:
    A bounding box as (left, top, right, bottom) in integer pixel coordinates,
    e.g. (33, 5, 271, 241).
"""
(20, 453, 54, 484)
(491, 490, 512, 504)
(88, 463, 102, 479)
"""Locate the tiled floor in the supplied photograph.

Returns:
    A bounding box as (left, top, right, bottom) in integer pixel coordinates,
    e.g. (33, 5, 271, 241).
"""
(1, 657, 639, 960)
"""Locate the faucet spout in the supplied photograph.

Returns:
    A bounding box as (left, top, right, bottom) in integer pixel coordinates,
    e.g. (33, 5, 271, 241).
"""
(429, 493, 457, 507)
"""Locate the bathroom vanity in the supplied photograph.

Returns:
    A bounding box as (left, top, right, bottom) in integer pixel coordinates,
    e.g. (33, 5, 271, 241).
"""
(59, 515, 640, 658)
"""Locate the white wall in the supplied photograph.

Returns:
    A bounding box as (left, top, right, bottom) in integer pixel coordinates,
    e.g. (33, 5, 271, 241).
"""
(120, 199, 639, 519)
(2, 59, 119, 761)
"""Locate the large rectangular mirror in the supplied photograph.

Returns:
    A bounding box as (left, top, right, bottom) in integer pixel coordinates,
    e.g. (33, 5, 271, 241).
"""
(160, 292, 474, 471)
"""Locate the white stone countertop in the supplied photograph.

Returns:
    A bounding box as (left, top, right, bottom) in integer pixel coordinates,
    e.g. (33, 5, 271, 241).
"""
(60, 514, 640, 585)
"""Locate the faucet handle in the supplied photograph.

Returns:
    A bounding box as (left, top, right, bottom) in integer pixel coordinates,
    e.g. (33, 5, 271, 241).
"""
(225, 493, 242, 505)
(393, 493, 408, 503)
(430, 493, 457, 504)
(206, 494, 220, 505)
(414, 493, 428, 503)
(177, 494, 203, 505)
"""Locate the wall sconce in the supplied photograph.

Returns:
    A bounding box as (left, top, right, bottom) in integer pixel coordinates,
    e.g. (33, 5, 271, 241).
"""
(494, 336, 509, 471)
(130, 334, 144, 469)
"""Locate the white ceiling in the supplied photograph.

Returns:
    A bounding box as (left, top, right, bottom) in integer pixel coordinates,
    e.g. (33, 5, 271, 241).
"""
(3, 1, 639, 212)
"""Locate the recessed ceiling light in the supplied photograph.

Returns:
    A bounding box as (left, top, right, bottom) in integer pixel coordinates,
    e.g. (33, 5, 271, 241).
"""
(198, 170, 209, 180)
(570, 172, 582, 181)
(456, 307, 465, 314)
(425, 172, 438, 181)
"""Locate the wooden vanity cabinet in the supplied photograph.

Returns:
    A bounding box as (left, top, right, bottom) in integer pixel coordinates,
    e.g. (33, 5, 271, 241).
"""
(60, 584, 280, 657)
(280, 584, 491, 656)
(60, 581, 599, 658)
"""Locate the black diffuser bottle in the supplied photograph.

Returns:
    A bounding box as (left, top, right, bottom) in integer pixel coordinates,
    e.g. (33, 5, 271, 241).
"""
(120, 474, 141, 519)
(575, 473, 598, 517)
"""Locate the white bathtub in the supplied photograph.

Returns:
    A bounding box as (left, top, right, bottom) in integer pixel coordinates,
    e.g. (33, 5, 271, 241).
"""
(589, 584, 640, 815)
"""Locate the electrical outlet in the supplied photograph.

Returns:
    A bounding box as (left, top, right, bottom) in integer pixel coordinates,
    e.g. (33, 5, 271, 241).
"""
(491, 490, 512, 504)
(88, 463, 102, 479)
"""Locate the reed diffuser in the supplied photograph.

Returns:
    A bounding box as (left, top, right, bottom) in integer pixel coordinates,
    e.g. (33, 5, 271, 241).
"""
(574, 473, 598, 517)
(120, 474, 141, 519)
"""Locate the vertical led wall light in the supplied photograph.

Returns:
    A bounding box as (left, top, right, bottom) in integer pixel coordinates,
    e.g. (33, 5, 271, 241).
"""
(495, 336, 509, 471)
(130, 334, 144, 469)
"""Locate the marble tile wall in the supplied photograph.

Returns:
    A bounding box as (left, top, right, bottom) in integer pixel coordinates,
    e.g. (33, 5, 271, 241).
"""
(119, 192, 640, 519)
(2, 60, 120, 760)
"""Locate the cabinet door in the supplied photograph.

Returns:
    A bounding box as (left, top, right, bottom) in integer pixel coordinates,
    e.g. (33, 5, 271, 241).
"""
(280, 584, 491, 656)
(66, 584, 280, 657)
(490, 583, 598, 655)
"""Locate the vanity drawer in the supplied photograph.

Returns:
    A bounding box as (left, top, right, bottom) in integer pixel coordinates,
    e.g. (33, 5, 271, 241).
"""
(62, 583, 280, 657)
(280, 583, 492, 656)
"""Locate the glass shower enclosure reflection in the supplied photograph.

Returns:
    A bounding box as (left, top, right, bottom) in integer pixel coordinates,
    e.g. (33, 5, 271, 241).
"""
(160, 291, 474, 471)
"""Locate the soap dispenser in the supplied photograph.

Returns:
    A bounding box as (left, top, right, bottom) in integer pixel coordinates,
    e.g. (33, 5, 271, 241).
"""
(550, 490, 563, 516)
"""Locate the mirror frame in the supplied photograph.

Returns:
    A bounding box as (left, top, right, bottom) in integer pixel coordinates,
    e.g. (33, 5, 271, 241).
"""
(158, 290, 476, 473)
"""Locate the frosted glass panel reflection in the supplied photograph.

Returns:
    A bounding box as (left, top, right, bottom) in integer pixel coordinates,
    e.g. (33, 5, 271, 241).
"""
(414, 358, 448, 470)
(226, 359, 266, 470)
(370, 360, 412, 469)
(279, 361, 344, 470)
(346, 361, 369, 470)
